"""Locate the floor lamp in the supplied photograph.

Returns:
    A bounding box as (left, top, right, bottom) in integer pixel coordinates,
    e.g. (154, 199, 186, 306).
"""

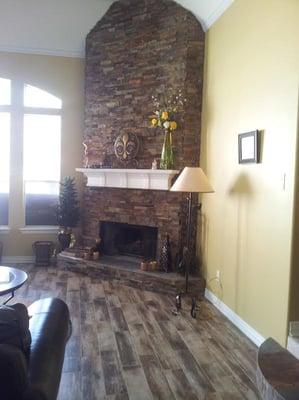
(170, 167, 214, 293)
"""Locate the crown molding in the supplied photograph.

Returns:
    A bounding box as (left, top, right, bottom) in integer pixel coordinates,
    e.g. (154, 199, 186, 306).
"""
(0, 1, 235, 56)
(0, 45, 84, 59)
(205, 0, 234, 29)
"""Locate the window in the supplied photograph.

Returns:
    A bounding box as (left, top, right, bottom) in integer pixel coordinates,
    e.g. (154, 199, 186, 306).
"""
(23, 86, 61, 226)
(0, 79, 62, 227)
(0, 78, 11, 105)
(24, 84, 62, 109)
(0, 78, 11, 225)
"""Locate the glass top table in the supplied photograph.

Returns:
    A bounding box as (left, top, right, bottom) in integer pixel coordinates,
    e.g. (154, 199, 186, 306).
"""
(0, 266, 28, 304)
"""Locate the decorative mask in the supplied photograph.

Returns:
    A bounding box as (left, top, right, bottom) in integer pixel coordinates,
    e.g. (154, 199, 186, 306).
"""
(114, 132, 139, 161)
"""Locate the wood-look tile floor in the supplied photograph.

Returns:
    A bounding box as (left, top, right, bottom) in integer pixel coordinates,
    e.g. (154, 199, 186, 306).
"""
(12, 265, 261, 400)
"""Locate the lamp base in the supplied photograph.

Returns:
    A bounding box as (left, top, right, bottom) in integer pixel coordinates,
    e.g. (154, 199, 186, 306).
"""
(170, 292, 201, 319)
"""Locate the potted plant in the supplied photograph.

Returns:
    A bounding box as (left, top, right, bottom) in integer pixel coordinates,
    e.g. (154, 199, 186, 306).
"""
(57, 177, 80, 251)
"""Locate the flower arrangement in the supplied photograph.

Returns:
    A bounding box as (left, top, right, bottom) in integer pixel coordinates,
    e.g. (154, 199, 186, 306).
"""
(150, 89, 186, 132)
(150, 89, 186, 169)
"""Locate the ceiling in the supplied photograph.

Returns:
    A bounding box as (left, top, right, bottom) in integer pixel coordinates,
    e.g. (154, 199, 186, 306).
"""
(0, 0, 233, 58)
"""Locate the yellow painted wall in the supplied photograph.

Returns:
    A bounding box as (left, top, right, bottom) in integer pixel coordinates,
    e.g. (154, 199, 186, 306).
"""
(289, 163, 299, 322)
(0, 52, 84, 257)
(200, 0, 299, 345)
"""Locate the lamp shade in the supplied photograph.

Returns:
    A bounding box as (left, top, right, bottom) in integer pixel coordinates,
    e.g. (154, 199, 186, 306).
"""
(170, 167, 214, 193)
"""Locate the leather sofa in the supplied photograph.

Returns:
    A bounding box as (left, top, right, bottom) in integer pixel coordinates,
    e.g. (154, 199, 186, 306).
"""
(0, 297, 71, 400)
(257, 337, 299, 400)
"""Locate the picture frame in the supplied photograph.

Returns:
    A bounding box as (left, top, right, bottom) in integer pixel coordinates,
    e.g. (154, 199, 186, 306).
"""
(238, 130, 259, 164)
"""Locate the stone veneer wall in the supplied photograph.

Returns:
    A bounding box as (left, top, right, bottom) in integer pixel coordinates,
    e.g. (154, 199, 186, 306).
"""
(82, 0, 205, 264)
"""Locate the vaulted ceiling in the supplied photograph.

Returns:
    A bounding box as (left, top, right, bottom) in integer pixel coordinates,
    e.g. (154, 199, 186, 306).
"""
(0, 0, 233, 58)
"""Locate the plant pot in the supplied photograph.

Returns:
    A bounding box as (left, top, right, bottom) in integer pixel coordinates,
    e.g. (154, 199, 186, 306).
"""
(58, 230, 72, 251)
(160, 129, 174, 169)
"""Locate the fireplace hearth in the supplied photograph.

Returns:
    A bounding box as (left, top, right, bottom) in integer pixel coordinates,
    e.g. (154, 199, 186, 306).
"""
(57, 248, 206, 296)
(99, 221, 158, 260)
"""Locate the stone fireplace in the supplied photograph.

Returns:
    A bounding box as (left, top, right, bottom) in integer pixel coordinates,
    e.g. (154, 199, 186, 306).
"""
(81, 0, 205, 267)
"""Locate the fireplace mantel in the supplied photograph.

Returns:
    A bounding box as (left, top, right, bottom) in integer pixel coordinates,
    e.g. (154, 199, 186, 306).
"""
(76, 168, 179, 190)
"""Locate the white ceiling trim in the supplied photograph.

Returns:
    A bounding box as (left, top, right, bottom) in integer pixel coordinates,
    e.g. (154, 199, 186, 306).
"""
(0, 0, 234, 58)
(0, 44, 84, 59)
(204, 0, 234, 29)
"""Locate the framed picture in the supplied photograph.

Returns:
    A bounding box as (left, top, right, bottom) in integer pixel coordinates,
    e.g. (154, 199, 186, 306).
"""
(238, 130, 259, 164)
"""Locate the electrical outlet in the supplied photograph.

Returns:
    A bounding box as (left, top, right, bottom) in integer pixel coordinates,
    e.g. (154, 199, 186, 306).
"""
(216, 270, 220, 280)
(282, 173, 286, 191)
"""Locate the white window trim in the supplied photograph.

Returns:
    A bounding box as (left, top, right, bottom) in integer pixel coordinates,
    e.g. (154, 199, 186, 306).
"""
(19, 226, 59, 234)
(24, 106, 60, 113)
(0, 226, 10, 234)
(1, 79, 62, 229)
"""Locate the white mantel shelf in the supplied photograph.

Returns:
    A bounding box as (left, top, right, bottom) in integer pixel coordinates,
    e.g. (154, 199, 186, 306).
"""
(76, 168, 179, 191)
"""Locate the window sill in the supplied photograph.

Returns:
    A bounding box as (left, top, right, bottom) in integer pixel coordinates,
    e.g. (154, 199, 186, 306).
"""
(0, 226, 10, 234)
(19, 226, 59, 235)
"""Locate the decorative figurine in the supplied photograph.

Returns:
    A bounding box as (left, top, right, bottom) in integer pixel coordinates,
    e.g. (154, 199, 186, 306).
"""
(140, 261, 148, 271)
(69, 233, 76, 248)
(172, 293, 182, 316)
(148, 261, 157, 271)
(82, 142, 90, 168)
(152, 159, 157, 170)
(175, 293, 182, 312)
(159, 234, 172, 272)
(114, 132, 139, 161)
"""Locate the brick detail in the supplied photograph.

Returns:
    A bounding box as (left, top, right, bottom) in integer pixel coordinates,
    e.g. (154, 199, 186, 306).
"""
(82, 0, 205, 264)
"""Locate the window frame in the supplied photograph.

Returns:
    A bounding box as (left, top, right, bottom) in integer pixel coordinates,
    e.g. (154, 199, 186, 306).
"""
(0, 78, 12, 228)
(0, 79, 62, 231)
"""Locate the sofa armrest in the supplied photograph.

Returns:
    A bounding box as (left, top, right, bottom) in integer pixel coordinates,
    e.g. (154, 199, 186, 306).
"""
(25, 298, 70, 400)
(257, 337, 299, 400)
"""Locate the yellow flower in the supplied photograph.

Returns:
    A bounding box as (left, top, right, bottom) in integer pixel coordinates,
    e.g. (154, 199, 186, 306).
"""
(170, 121, 177, 131)
(161, 111, 169, 120)
(151, 118, 158, 126)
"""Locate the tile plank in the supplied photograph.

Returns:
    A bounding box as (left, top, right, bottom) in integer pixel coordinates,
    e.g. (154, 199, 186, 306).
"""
(115, 331, 140, 369)
(13, 265, 260, 400)
(101, 350, 129, 399)
(140, 354, 175, 400)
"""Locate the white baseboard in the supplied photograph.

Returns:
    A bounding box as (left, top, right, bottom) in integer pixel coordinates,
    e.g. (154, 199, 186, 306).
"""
(289, 321, 299, 337)
(205, 288, 265, 347)
(287, 336, 299, 359)
(1, 256, 34, 264)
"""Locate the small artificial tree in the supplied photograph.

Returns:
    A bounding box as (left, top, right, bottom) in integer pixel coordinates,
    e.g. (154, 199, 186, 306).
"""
(57, 177, 80, 230)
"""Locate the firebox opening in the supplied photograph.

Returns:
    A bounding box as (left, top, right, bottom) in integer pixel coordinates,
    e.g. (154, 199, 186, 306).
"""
(99, 221, 158, 260)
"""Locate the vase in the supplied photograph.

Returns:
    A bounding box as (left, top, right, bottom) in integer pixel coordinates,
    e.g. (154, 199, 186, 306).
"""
(159, 234, 172, 272)
(160, 129, 174, 169)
